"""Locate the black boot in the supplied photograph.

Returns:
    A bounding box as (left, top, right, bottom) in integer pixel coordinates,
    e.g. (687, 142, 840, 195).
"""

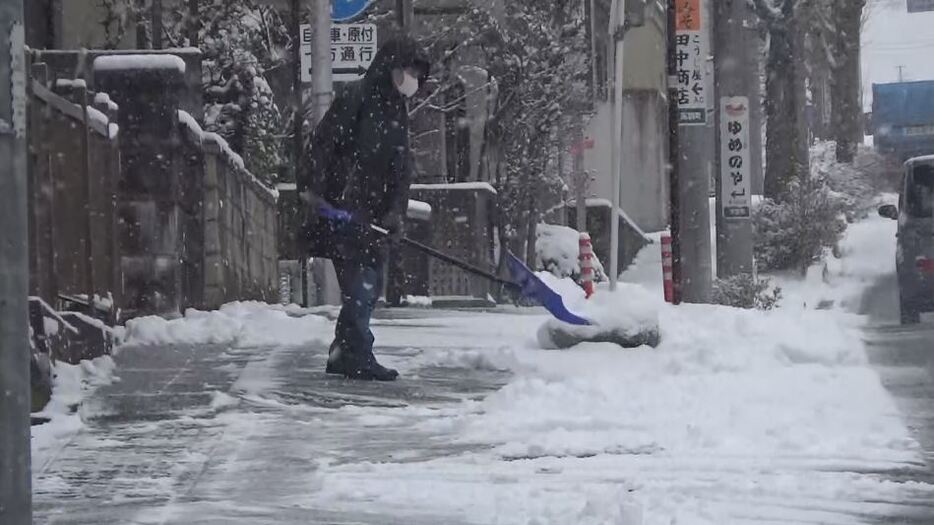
(325, 340, 345, 375)
(326, 343, 398, 382)
(350, 359, 399, 382)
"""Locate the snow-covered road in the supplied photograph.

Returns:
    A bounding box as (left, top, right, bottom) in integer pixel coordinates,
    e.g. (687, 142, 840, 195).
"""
(31, 208, 934, 524)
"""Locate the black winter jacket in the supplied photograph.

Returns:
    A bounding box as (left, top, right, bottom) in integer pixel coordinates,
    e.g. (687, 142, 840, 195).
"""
(299, 37, 430, 261)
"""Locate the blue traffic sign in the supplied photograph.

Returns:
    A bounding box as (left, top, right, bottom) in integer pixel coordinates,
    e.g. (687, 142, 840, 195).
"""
(332, 0, 375, 21)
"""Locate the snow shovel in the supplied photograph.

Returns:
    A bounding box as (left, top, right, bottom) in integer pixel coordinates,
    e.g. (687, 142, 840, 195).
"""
(397, 236, 591, 326)
(312, 199, 591, 326)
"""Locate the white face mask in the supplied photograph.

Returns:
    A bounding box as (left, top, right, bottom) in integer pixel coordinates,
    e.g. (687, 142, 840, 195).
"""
(395, 71, 419, 98)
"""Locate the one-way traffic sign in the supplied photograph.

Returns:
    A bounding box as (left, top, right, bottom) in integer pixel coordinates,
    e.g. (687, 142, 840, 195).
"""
(300, 23, 377, 83)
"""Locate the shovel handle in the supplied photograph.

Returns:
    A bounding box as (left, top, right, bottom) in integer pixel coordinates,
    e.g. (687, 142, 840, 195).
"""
(398, 236, 520, 291)
(310, 200, 518, 290)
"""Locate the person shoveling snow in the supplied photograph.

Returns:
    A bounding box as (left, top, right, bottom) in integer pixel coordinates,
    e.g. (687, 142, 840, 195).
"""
(298, 37, 431, 382)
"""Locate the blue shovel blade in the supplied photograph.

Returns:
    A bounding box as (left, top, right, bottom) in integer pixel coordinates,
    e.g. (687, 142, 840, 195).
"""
(505, 253, 592, 326)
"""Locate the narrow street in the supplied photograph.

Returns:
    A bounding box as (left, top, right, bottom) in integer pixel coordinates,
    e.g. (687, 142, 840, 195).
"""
(862, 275, 934, 523)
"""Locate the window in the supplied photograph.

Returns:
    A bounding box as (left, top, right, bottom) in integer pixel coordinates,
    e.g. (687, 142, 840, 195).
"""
(906, 164, 934, 218)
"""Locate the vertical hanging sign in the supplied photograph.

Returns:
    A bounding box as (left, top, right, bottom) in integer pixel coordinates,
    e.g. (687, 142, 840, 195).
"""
(720, 96, 752, 219)
(675, 0, 707, 125)
(10, 22, 25, 138)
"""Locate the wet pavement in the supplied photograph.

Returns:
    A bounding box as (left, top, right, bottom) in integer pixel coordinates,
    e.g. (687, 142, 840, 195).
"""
(862, 274, 934, 523)
(32, 310, 512, 524)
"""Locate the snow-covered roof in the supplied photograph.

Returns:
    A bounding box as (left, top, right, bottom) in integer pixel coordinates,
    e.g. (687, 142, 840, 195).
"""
(93, 54, 187, 73)
(410, 182, 498, 195)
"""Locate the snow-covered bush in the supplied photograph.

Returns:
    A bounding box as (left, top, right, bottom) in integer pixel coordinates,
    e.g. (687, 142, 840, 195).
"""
(712, 274, 782, 311)
(535, 224, 606, 282)
(811, 142, 889, 222)
(754, 176, 847, 274)
(162, 1, 288, 184)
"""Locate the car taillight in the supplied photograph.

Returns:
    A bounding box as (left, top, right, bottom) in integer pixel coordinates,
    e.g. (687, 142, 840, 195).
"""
(916, 257, 934, 274)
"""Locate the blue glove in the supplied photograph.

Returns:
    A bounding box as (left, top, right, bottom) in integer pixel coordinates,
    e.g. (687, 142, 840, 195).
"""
(319, 203, 353, 224)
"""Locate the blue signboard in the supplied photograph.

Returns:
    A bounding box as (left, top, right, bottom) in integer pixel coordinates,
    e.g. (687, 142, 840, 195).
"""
(332, 0, 375, 21)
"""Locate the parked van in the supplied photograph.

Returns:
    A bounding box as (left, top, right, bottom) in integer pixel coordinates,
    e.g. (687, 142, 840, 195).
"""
(879, 155, 934, 324)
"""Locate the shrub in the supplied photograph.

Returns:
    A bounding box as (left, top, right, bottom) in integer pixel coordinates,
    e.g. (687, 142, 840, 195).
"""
(712, 274, 782, 311)
(754, 176, 847, 274)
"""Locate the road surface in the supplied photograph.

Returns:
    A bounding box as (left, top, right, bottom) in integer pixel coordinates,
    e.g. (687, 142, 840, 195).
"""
(862, 274, 934, 523)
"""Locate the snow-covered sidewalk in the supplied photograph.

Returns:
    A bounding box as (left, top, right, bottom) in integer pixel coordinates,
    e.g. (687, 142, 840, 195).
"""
(32, 207, 934, 524)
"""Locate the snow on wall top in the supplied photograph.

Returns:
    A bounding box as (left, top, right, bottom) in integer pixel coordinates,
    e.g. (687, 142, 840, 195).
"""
(410, 182, 498, 195)
(93, 92, 120, 112)
(177, 110, 278, 201)
(407, 199, 432, 218)
(55, 78, 86, 89)
(571, 197, 649, 239)
(93, 54, 187, 73)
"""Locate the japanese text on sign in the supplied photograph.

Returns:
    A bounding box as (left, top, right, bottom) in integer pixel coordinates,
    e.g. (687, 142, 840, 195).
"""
(720, 97, 752, 219)
(300, 23, 377, 83)
(675, 0, 707, 125)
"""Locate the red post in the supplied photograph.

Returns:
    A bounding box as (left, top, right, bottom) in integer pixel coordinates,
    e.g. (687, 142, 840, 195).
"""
(662, 234, 674, 303)
(579, 232, 595, 298)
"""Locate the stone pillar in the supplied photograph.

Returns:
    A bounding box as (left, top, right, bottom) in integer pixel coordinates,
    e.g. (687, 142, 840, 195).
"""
(93, 54, 188, 316)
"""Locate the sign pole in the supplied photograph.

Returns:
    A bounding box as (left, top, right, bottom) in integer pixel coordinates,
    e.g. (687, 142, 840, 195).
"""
(672, 0, 712, 303)
(713, 0, 754, 278)
(608, 0, 626, 291)
(290, 0, 309, 307)
(311, 0, 333, 126)
(0, 0, 32, 522)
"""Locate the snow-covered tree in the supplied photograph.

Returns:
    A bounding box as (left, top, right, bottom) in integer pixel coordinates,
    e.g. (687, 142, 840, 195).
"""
(750, 0, 817, 199)
(750, 0, 869, 195)
(160, 0, 289, 183)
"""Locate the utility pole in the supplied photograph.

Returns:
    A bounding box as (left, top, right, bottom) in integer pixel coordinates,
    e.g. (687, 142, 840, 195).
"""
(896, 65, 906, 82)
(397, 0, 415, 31)
(608, 0, 627, 291)
(666, 0, 682, 303)
(713, 0, 755, 278)
(0, 0, 32, 522)
(290, 0, 308, 306)
(671, 0, 713, 303)
(307, 0, 334, 306)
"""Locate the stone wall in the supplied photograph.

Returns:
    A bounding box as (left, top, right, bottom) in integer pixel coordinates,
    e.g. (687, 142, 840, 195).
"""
(27, 65, 121, 310)
(28, 50, 278, 318)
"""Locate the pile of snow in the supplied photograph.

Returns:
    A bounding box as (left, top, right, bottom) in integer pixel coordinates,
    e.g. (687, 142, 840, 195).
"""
(123, 302, 333, 349)
(311, 297, 918, 523)
(535, 271, 661, 348)
(310, 209, 925, 523)
(32, 357, 116, 468)
(535, 223, 606, 281)
(402, 295, 432, 308)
